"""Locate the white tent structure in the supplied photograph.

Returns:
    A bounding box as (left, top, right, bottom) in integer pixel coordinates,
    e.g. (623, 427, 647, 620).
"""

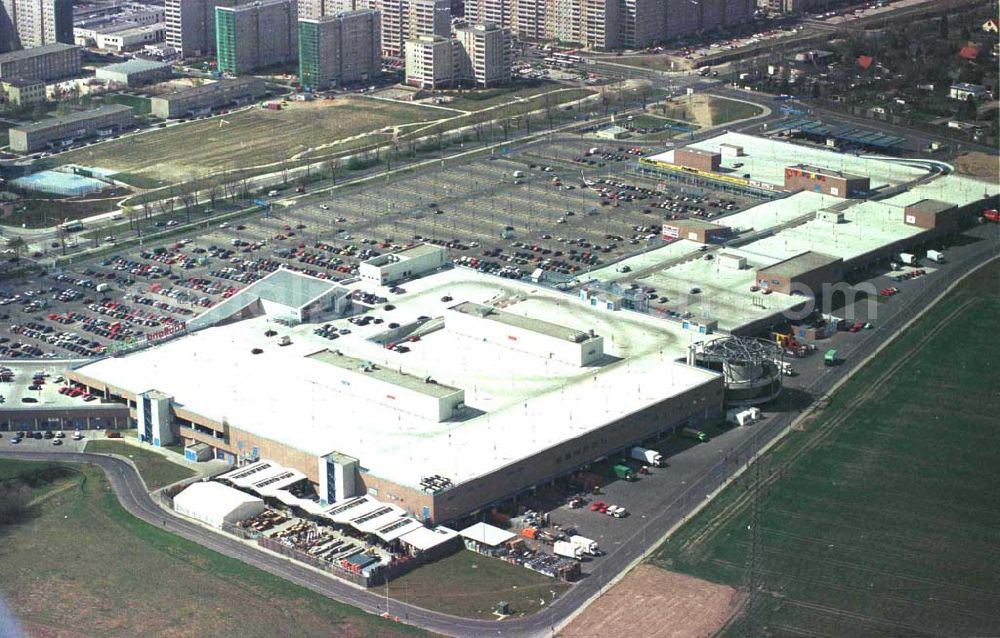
(173, 482, 265, 528)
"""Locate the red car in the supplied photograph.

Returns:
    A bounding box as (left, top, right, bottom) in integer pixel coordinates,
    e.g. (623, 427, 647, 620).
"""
(849, 321, 865, 333)
(590, 500, 607, 512)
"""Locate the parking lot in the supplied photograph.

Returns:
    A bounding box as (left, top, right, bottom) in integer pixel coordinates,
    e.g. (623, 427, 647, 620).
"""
(0, 136, 760, 360)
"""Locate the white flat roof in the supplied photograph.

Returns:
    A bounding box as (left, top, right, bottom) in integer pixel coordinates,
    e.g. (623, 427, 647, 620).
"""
(459, 521, 515, 546)
(586, 239, 704, 282)
(77, 268, 717, 490)
(645, 132, 927, 190)
(400, 525, 458, 551)
(739, 199, 923, 264)
(637, 248, 802, 330)
(174, 481, 262, 514)
(720, 191, 840, 233)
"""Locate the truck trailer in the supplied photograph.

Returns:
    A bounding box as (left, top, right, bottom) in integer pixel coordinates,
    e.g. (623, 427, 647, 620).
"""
(568, 535, 600, 555)
(727, 407, 760, 427)
(611, 464, 636, 481)
(553, 540, 584, 560)
(629, 446, 664, 467)
(680, 428, 709, 443)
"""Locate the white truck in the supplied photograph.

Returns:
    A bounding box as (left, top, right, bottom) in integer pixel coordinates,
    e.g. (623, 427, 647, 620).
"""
(587, 147, 600, 156)
(512, 170, 525, 178)
(630, 446, 664, 467)
(899, 252, 917, 266)
(926, 249, 944, 264)
(569, 535, 600, 556)
(553, 540, 584, 560)
(727, 407, 761, 427)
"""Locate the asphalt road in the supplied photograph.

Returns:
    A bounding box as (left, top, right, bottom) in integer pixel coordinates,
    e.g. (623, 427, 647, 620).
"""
(2, 222, 997, 637)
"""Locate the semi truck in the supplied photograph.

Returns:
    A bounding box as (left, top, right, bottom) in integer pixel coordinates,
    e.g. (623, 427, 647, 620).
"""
(680, 428, 709, 443)
(926, 249, 944, 264)
(569, 535, 600, 556)
(629, 446, 664, 467)
(553, 540, 584, 560)
(611, 464, 636, 481)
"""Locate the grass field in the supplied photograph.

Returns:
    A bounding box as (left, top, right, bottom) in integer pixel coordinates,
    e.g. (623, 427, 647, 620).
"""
(8, 195, 125, 229)
(651, 259, 1000, 637)
(52, 97, 447, 183)
(84, 440, 194, 490)
(387, 549, 569, 619)
(0, 459, 426, 638)
(440, 82, 594, 112)
(655, 94, 763, 129)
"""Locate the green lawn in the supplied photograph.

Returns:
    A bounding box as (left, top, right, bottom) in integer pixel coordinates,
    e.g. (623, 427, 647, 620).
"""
(440, 81, 591, 112)
(84, 440, 194, 491)
(387, 549, 570, 619)
(652, 259, 1000, 637)
(0, 459, 426, 638)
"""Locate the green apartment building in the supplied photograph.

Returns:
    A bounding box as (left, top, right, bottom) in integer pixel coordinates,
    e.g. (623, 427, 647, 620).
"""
(298, 10, 380, 90)
(216, 0, 297, 75)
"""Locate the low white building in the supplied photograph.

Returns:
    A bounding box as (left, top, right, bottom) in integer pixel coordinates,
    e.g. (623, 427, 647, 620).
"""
(446, 300, 605, 366)
(173, 481, 265, 528)
(358, 243, 447, 286)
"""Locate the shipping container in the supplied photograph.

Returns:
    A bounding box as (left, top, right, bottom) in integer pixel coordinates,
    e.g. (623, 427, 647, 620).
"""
(611, 464, 636, 481)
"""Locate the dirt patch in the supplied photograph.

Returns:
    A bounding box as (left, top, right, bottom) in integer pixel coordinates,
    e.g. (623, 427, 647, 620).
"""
(561, 565, 740, 638)
(952, 152, 999, 182)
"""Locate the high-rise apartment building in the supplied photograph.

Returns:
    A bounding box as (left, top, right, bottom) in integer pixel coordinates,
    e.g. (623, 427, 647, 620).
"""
(165, 0, 245, 58)
(465, 0, 510, 28)
(454, 21, 510, 86)
(299, 9, 380, 89)
(0, 0, 71, 52)
(403, 34, 455, 88)
(371, 0, 447, 57)
(298, 0, 351, 20)
(216, 0, 298, 74)
(512, 0, 543, 40)
(406, 20, 510, 88)
(580, 0, 617, 49)
(457, 0, 753, 51)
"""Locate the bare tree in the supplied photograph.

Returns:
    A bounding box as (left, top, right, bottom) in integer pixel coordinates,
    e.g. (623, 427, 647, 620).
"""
(500, 118, 513, 141)
(156, 187, 176, 219)
(223, 180, 240, 204)
(140, 193, 153, 220)
(206, 180, 221, 212)
(325, 157, 342, 184)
